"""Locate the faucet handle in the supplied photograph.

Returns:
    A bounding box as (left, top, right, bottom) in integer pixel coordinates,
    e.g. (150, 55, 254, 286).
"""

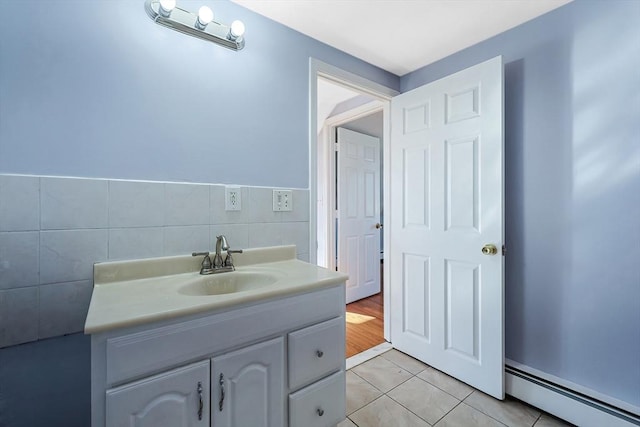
(224, 249, 243, 268)
(192, 252, 213, 273)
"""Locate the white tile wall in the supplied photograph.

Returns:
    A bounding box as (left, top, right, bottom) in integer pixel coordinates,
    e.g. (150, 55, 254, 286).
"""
(108, 180, 164, 227)
(0, 175, 39, 231)
(249, 187, 282, 223)
(40, 229, 109, 283)
(0, 287, 39, 347)
(165, 183, 209, 226)
(0, 231, 40, 289)
(247, 222, 310, 251)
(163, 225, 210, 256)
(210, 224, 250, 250)
(0, 174, 311, 348)
(108, 227, 164, 260)
(40, 177, 108, 230)
(38, 280, 93, 339)
(282, 189, 310, 223)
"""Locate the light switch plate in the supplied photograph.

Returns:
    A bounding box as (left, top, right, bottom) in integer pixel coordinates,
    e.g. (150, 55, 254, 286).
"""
(225, 186, 241, 211)
(272, 190, 293, 211)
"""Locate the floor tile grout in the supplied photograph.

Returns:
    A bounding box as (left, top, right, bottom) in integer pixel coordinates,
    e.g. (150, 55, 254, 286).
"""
(432, 399, 463, 426)
(532, 412, 543, 426)
(348, 356, 463, 426)
(344, 352, 561, 427)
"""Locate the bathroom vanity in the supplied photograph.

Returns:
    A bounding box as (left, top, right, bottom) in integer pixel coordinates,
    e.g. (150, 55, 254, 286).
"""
(85, 246, 347, 427)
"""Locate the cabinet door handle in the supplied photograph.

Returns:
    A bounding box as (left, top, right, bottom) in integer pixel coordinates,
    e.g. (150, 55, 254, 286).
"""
(197, 381, 203, 421)
(219, 373, 225, 412)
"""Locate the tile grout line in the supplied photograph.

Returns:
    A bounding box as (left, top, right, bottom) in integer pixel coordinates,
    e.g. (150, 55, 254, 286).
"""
(386, 369, 462, 427)
(344, 370, 385, 416)
(433, 400, 464, 427)
(351, 359, 455, 427)
(462, 391, 525, 427)
(349, 394, 389, 423)
(348, 355, 535, 427)
(532, 412, 543, 426)
(380, 353, 478, 404)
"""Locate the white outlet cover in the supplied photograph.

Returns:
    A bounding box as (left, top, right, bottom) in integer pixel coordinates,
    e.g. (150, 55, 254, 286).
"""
(272, 189, 293, 211)
(225, 186, 241, 211)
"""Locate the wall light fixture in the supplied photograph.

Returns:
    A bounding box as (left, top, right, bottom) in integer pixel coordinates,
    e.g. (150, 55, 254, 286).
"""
(145, 0, 245, 51)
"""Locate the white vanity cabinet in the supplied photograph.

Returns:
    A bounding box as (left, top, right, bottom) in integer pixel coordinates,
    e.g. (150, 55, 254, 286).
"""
(90, 283, 346, 427)
(105, 360, 210, 427)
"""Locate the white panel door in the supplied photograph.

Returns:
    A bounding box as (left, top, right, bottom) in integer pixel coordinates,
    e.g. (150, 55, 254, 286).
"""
(390, 56, 504, 398)
(337, 127, 381, 304)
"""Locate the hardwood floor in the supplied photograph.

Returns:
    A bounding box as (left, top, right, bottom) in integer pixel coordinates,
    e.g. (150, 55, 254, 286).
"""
(345, 291, 384, 358)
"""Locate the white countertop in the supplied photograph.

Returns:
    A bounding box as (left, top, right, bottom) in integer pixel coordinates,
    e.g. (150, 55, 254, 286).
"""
(84, 246, 347, 334)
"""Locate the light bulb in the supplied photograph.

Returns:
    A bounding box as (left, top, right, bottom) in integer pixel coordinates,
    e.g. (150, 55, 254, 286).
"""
(197, 6, 214, 27)
(230, 20, 245, 39)
(159, 0, 176, 12)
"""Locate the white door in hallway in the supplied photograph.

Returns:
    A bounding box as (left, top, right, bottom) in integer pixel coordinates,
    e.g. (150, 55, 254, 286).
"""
(389, 56, 505, 399)
(337, 127, 382, 304)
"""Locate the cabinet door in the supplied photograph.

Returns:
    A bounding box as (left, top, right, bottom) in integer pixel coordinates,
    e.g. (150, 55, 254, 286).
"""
(212, 337, 285, 427)
(106, 360, 209, 427)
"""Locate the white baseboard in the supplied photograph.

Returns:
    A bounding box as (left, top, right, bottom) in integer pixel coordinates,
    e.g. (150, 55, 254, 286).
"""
(506, 359, 640, 416)
(506, 368, 640, 427)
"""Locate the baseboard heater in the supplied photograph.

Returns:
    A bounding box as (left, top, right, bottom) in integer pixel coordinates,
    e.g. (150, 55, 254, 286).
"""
(505, 365, 640, 427)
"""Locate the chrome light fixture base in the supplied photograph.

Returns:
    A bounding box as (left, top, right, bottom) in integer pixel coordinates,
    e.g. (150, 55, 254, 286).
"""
(144, 0, 245, 51)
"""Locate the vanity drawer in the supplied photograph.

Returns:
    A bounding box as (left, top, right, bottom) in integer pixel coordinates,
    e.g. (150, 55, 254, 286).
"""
(288, 317, 344, 390)
(289, 370, 345, 427)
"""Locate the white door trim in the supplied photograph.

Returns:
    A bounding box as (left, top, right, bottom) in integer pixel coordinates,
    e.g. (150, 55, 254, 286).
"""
(309, 58, 398, 341)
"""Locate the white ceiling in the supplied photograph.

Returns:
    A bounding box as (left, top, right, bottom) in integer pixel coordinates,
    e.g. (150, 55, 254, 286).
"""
(231, 0, 572, 76)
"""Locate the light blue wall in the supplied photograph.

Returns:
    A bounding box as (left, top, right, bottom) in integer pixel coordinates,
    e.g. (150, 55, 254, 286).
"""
(402, 0, 640, 408)
(0, 0, 398, 188)
(0, 2, 398, 426)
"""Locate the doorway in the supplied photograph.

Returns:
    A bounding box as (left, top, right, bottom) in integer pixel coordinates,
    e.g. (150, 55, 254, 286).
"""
(309, 59, 398, 357)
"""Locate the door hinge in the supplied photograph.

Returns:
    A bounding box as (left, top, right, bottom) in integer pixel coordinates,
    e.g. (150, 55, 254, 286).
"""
(502, 245, 506, 256)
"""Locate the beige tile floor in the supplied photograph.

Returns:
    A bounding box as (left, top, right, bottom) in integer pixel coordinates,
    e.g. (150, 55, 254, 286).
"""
(339, 349, 574, 427)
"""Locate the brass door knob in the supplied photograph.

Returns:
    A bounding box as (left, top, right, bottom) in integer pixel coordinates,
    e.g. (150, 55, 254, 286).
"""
(482, 244, 498, 255)
(375, 223, 383, 229)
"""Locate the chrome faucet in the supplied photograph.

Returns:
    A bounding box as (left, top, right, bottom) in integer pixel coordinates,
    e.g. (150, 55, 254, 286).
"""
(213, 235, 229, 268)
(193, 236, 243, 275)
(216, 235, 243, 272)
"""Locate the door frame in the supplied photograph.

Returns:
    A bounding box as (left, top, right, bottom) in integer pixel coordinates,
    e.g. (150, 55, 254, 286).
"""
(309, 58, 398, 341)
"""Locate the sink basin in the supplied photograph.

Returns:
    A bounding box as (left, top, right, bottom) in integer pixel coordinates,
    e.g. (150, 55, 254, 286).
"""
(178, 271, 280, 296)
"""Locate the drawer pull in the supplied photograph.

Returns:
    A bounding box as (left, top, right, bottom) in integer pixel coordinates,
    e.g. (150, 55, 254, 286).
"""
(316, 350, 324, 358)
(317, 408, 324, 417)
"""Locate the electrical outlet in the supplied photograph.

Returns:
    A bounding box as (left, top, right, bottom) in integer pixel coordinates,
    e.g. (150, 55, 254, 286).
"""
(272, 190, 293, 212)
(225, 186, 241, 211)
